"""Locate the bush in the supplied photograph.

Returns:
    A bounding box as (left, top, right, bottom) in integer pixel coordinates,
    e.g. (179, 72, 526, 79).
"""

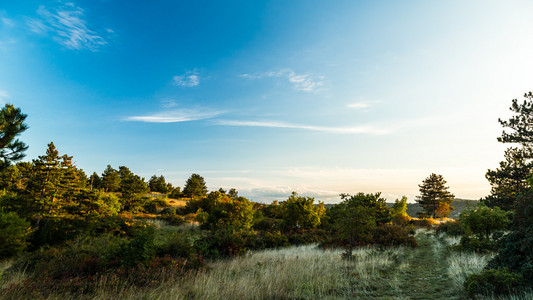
(249, 231, 290, 249)
(436, 221, 464, 237)
(156, 234, 195, 259)
(253, 217, 282, 231)
(456, 234, 498, 253)
(486, 225, 533, 283)
(0, 211, 30, 258)
(120, 226, 157, 268)
(409, 218, 435, 229)
(194, 229, 248, 259)
(464, 269, 524, 297)
(372, 224, 417, 247)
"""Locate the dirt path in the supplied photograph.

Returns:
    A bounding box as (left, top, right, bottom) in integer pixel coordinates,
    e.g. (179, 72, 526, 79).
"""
(395, 230, 463, 300)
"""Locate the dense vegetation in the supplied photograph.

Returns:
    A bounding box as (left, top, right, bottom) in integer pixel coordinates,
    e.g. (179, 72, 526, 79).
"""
(1, 92, 533, 299)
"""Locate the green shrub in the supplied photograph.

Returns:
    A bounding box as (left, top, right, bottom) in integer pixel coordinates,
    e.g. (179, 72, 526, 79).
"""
(253, 217, 282, 231)
(464, 269, 524, 297)
(456, 234, 498, 253)
(436, 220, 464, 237)
(120, 226, 157, 267)
(156, 234, 194, 259)
(194, 229, 248, 259)
(372, 224, 417, 248)
(409, 218, 433, 229)
(460, 204, 511, 239)
(487, 225, 533, 284)
(0, 211, 30, 258)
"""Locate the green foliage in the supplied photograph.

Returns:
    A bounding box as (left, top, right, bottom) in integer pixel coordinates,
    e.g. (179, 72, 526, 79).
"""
(436, 220, 464, 237)
(169, 187, 182, 199)
(88, 172, 102, 190)
(205, 191, 255, 230)
(0, 104, 28, 171)
(371, 224, 417, 248)
(337, 206, 376, 249)
(148, 175, 169, 193)
(156, 233, 195, 259)
(464, 268, 524, 297)
(0, 211, 30, 258)
(487, 225, 533, 284)
(460, 204, 511, 240)
(340, 192, 391, 224)
(183, 173, 208, 199)
(416, 173, 455, 218)
(120, 226, 157, 268)
(391, 196, 408, 218)
(281, 192, 324, 230)
(101, 165, 120, 192)
(194, 229, 248, 259)
(484, 148, 532, 211)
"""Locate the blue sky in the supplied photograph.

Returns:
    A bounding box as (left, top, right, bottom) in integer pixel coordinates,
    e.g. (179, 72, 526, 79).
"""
(1, 0, 533, 202)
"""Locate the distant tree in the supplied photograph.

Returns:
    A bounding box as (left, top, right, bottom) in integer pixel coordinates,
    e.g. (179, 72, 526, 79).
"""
(228, 188, 239, 199)
(117, 166, 148, 211)
(148, 175, 169, 193)
(339, 192, 391, 224)
(0, 164, 21, 192)
(0, 104, 28, 171)
(101, 165, 121, 192)
(183, 173, 208, 199)
(203, 191, 254, 230)
(416, 173, 455, 218)
(89, 172, 102, 190)
(391, 196, 408, 218)
(169, 187, 181, 199)
(281, 192, 325, 230)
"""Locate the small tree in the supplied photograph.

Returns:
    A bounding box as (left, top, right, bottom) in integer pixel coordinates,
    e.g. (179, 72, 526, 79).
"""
(183, 173, 208, 199)
(416, 173, 455, 218)
(281, 192, 324, 230)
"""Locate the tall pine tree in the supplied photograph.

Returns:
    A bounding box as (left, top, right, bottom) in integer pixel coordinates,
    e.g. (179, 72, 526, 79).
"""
(416, 173, 455, 218)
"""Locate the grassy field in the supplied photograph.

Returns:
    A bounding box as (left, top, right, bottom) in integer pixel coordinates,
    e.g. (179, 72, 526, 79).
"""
(2, 229, 531, 299)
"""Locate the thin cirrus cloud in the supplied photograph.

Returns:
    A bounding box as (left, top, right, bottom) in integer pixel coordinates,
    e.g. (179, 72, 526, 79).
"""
(215, 120, 392, 135)
(241, 69, 325, 93)
(26, 2, 109, 51)
(125, 108, 222, 123)
(173, 70, 200, 87)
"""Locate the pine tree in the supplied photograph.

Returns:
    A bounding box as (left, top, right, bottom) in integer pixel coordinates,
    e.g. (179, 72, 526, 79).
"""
(0, 104, 28, 171)
(485, 147, 532, 210)
(416, 173, 455, 218)
(485, 92, 533, 210)
(183, 173, 208, 199)
(101, 165, 121, 192)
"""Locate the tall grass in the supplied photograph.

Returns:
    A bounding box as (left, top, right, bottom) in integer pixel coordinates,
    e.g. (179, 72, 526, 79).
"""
(155, 244, 406, 299)
(447, 251, 494, 290)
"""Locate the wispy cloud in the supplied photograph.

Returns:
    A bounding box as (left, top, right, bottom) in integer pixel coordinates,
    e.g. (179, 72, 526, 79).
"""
(125, 107, 222, 123)
(241, 69, 325, 93)
(26, 3, 108, 51)
(347, 102, 371, 109)
(173, 70, 200, 87)
(215, 120, 392, 135)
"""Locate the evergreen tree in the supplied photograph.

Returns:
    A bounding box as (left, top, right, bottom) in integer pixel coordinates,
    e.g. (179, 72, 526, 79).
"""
(148, 174, 168, 193)
(0, 104, 28, 171)
(484, 92, 533, 210)
(498, 92, 533, 148)
(101, 165, 121, 192)
(416, 173, 455, 218)
(485, 147, 531, 210)
(183, 173, 208, 199)
(89, 172, 102, 190)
